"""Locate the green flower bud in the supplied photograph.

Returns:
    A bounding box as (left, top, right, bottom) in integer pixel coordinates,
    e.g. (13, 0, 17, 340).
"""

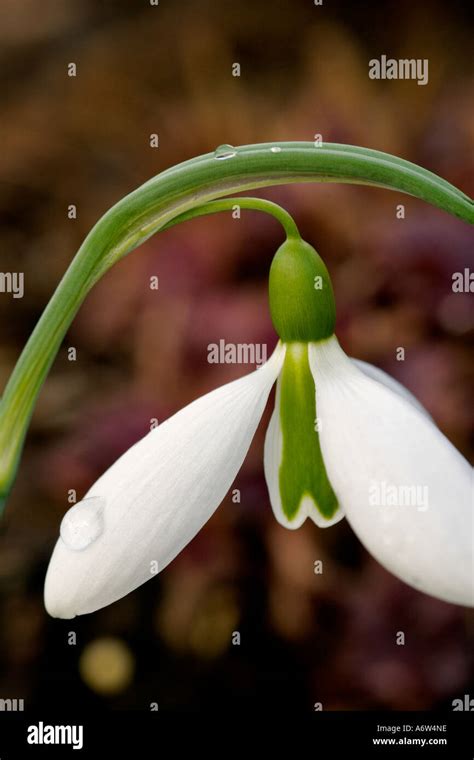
(268, 237, 336, 342)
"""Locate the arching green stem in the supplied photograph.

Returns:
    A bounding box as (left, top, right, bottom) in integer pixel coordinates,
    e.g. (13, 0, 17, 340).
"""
(0, 141, 472, 509)
(160, 196, 301, 239)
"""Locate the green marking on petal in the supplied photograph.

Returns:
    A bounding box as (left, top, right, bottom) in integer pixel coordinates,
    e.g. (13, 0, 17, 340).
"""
(278, 342, 338, 522)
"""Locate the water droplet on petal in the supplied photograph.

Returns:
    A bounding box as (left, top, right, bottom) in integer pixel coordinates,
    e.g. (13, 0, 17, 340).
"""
(60, 496, 105, 551)
(270, 146, 281, 153)
(214, 144, 237, 160)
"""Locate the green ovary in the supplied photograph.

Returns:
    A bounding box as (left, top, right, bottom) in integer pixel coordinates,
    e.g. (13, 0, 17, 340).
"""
(278, 342, 338, 522)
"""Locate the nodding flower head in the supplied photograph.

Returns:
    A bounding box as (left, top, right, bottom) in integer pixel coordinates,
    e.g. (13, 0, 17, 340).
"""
(45, 235, 473, 618)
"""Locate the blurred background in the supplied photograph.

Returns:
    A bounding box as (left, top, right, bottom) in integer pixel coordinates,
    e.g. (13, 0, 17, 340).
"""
(0, 0, 473, 713)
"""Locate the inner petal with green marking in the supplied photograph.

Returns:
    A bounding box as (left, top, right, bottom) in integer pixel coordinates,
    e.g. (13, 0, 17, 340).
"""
(264, 341, 341, 528)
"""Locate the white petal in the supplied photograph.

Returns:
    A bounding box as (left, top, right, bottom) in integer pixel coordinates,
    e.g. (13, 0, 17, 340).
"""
(352, 358, 432, 419)
(264, 375, 344, 530)
(309, 336, 473, 607)
(45, 343, 285, 618)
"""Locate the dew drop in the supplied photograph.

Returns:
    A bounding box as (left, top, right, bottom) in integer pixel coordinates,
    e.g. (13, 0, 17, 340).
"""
(214, 144, 237, 160)
(270, 146, 281, 153)
(60, 496, 105, 551)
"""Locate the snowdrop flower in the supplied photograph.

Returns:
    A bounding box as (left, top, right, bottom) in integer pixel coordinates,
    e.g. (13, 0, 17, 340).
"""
(45, 237, 473, 618)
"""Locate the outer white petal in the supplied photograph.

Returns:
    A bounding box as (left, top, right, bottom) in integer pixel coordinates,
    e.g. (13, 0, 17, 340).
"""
(45, 343, 285, 618)
(352, 358, 432, 419)
(309, 336, 473, 607)
(264, 376, 344, 530)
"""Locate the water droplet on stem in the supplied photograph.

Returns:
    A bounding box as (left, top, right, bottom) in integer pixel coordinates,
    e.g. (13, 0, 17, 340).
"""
(214, 144, 237, 160)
